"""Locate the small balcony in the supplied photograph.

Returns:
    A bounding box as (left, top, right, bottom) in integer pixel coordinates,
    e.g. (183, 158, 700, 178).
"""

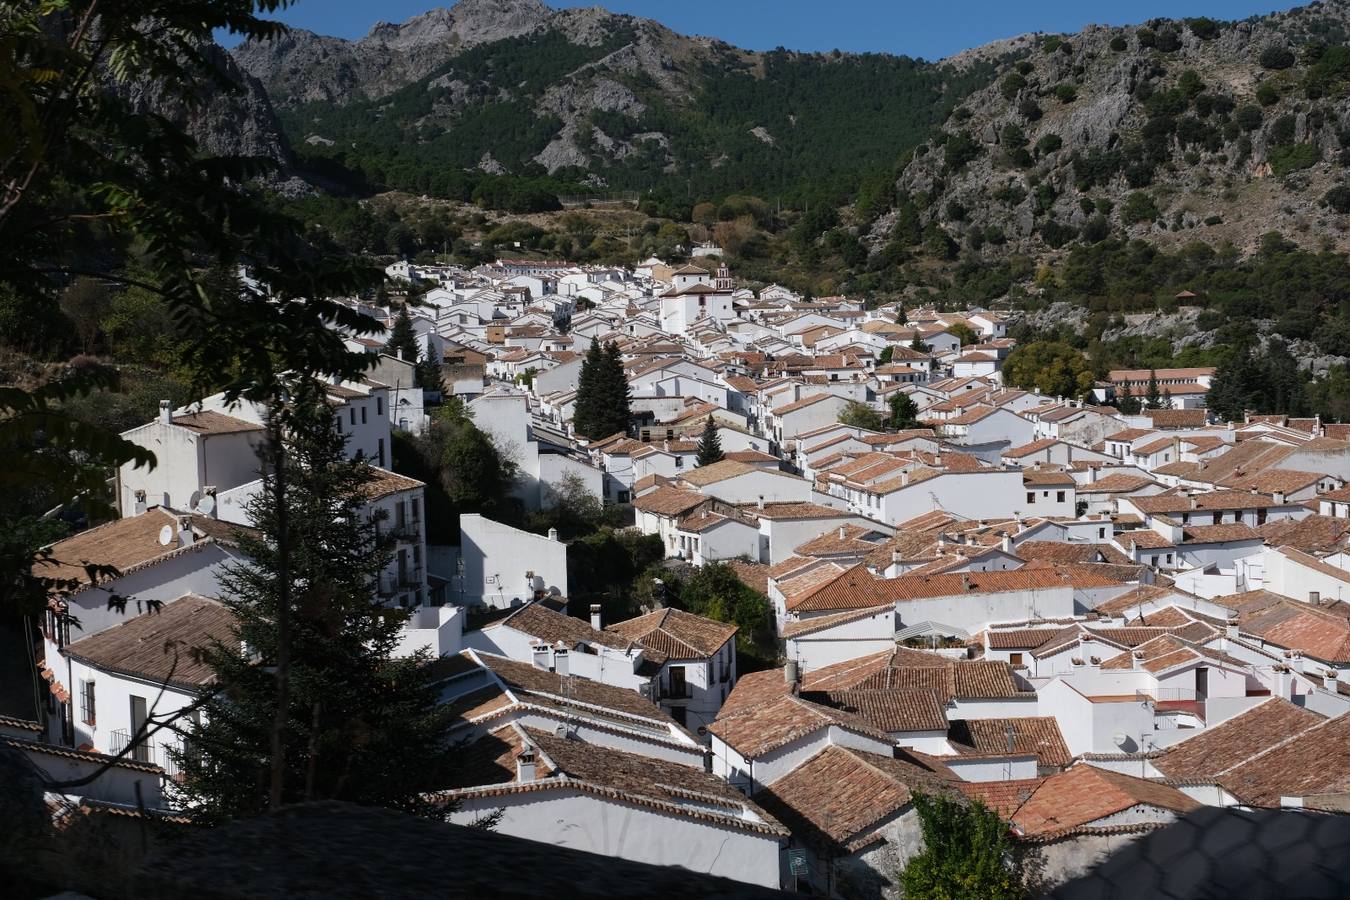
(397, 567, 425, 590)
(391, 520, 421, 541)
(109, 728, 182, 777)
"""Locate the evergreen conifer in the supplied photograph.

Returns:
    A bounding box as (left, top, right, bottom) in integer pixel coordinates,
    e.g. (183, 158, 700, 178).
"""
(172, 385, 456, 822)
(696, 415, 724, 466)
(384, 308, 421, 365)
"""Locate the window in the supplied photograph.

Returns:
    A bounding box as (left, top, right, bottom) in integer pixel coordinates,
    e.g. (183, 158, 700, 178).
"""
(1009, 653, 1023, 666)
(349, 408, 356, 426)
(129, 696, 150, 763)
(79, 680, 96, 726)
(335, 418, 342, 434)
(670, 705, 688, 726)
(376, 396, 384, 416)
(1056, 491, 1065, 503)
(1099, 527, 1106, 539)
(377, 438, 385, 468)
(1026, 492, 1036, 504)
(674, 456, 683, 468)
(361, 405, 367, 425)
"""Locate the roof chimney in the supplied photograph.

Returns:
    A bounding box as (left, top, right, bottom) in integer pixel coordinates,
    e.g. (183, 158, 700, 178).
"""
(1273, 490, 1286, 506)
(176, 516, 195, 548)
(1324, 669, 1340, 692)
(784, 658, 800, 686)
(757, 495, 765, 511)
(159, 400, 172, 426)
(1226, 617, 1239, 641)
(548, 527, 560, 542)
(891, 548, 902, 566)
(838, 525, 846, 541)
(516, 746, 537, 782)
(1001, 534, 1013, 554)
(1131, 649, 1145, 670)
(590, 603, 602, 631)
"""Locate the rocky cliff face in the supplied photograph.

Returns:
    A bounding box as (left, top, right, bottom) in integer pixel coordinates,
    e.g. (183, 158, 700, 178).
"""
(871, 1, 1350, 255)
(232, 0, 554, 106)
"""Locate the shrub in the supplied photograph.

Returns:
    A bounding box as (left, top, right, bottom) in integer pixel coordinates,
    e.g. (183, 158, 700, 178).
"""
(1186, 17, 1219, 40)
(1036, 133, 1063, 155)
(1260, 46, 1296, 70)
(1269, 142, 1320, 176)
(1137, 28, 1157, 48)
(1235, 104, 1264, 131)
(1055, 83, 1078, 103)
(1001, 72, 1027, 100)
(1019, 98, 1043, 121)
(1271, 114, 1297, 146)
(1324, 185, 1350, 213)
(1204, 214, 1224, 226)
(1043, 36, 1063, 54)
(1122, 191, 1160, 225)
(1109, 35, 1128, 52)
(1256, 81, 1280, 106)
(1156, 28, 1181, 52)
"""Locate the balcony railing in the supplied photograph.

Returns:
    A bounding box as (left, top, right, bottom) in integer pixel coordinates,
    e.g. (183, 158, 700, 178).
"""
(398, 567, 424, 589)
(392, 520, 421, 541)
(109, 728, 181, 777)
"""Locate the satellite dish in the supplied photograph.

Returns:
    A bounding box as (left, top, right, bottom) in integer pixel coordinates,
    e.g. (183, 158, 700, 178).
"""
(158, 525, 174, 546)
(1112, 732, 1129, 748)
(196, 494, 216, 516)
(188, 490, 201, 510)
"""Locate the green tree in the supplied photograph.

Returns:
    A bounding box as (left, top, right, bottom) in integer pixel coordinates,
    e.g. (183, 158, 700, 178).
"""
(910, 333, 931, 353)
(838, 400, 884, 430)
(674, 562, 774, 667)
(600, 341, 633, 437)
(878, 345, 895, 365)
(443, 420, 515, 512)
(900, 793, 1026, 900)
(1145, 369, 1163, 410)
(888, 392, 920, 430)
(948, 322, 978, 346)
(572, 338, 605, 439)
(384, 308, 421, 365)
(696, 415, 725, 467)
(171, 386, 455, 822)
(1003, 342, 1094, 398)
(1117, 381, 1141, 415)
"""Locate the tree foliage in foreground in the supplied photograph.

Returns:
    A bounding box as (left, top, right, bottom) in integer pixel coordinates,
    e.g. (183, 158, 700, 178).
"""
(172, 388, 455, 822)
(901, 792, 1027, 900)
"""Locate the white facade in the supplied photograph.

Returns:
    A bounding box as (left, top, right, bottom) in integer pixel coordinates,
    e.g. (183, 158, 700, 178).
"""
(459, 514, 568, 609)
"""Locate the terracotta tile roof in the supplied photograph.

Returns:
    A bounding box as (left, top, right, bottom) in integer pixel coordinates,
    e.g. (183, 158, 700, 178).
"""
(676, 459, 759, 486)
(749, 501, 851, 520)
(724, 449, 779, 465)
(719, 668, 793, 718)
(1099, 633, 1237, 674)
(1023, 469, 1076, 486)
(64, 594, 236, 688)
(1011, 765, 1200, 838)
(474, 653, 674, 724)
(1258, 515, 1350, 554)
(1181, 523, 1261, 544)
(793, 524, 884, 557)
(166, 410, 263, 435)
(491, 601, 632, 652)
(985, 626, 1078, 650)
(724, 559, 770, 596)
(1146, 409, 1207, 429)
(1239, 599, 1350, 663)
(1223, 468, 1324, 494)
(710, 693, 892, 757)
(947, 717, 1071, 768)
(767, 555, 819, 580)
(801, 648, 1027, 702)
(787, 564, 895, 613)
(1077, 474, 1160, 494)
(1277, 546, 1350, 585)
(883, 566, 1124, 603)
(804, 688, 949, 733)
(774, 393, 835, 415)
(753, 746, 959, 853)
(359, 467, 425, 500)
(606, 607, 737, 659)
(1217, 713, 1350, 807)
(1016, 541, 1131, 565)
(1106, 428, 1157, 443)
(4, 735, 162, 774)
(1117, 530, 1174, 550)
(959, 778, 1045, 819)
(631, 485, 707, 517)
(37, 509, 247, 596)
(1153, 699, 1324, 782)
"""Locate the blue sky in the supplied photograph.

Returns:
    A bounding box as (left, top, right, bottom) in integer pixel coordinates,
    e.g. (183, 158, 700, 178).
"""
(220, 1, 1304, 59)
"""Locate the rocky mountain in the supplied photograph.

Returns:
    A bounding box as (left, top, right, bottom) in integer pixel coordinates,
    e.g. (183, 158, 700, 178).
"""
(870, 2, 1350, 255)
(229, 0, 995, 198)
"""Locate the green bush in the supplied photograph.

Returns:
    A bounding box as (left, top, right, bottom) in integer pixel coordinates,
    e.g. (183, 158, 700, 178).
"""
(1137, 28, 1157, 49)
(1186, 17, 1219, 40)
(1109, 35, 1128, 52)
(1256, 81, 1280, 106)
(1122, 191, 1160, 225)
(1269, 142, 1320, 176)
(1156, 28, 1181, 52)
(1260, 46, 1296, 70)
(1055, 83, 1078, 103)
(1036, 133, 1063, 155)
(1043, 36, 1063, 54)
(1019, 98, 1043, 121)
(1235, 104, 1264, 131)
(1001, 73, 1027, 100)
(1324, 185, 1350, 213)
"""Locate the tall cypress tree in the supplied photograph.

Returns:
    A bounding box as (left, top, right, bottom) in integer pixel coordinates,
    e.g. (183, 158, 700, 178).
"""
(696, 415, 724, 466)
(1118, 381, 1140, 414)
(171, 384, 456, 823)
(1145, 369, 1163, 410)
(572, 338, 605, 439)
(601, 341, 632, 437)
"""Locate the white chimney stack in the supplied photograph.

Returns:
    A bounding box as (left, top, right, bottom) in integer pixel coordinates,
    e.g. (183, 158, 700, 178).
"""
(590, 603, 602, 631)
(1226, 618, 1239, 641)
(516, 746, 537, 782)
(176, 516, 194, 548)
(838, 526, 846, 541)
(1132, 649, 1144, 670)
(757, 495, 765, 511)
(1325, 669, 1341, 692)
(1001, 534, 1013, 554)
(159, 400, 172, 426)
(548, 527, 560, 542)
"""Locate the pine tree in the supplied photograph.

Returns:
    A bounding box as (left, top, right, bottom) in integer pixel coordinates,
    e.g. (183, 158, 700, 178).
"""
(1145, 369, 1162, 410)
(696, 415, 725, 466)
(171, 385, 456, 823)
(572, 338, 605, 439)
(416, 350, 442, 393)
(1117, 381, 1140, 414)
(384, 307, 421, 365)
(879, 345, 895, 365)
(910, 333, 930, 353)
